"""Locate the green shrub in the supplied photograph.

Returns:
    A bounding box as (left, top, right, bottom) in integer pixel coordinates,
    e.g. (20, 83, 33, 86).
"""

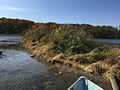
(92, 47, 109, 53)
(86, 47, 109, 63)
(52, 27, 98, 54)
(70, 47, 109, 64)
(25, 29, 44, 42)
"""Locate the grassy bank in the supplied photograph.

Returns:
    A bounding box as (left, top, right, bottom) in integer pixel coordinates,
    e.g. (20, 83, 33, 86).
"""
(21, 24, 120, 81)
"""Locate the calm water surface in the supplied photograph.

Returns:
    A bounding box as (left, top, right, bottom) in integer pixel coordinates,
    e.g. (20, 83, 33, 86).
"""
(0, 36, 22, 44)
(0, 36, 75, 90)
(94, 39, 120, 44)
(0, 50, 74, 90)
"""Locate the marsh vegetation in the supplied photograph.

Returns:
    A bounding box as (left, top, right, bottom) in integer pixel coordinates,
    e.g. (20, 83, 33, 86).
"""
(22, 23, 120, 81)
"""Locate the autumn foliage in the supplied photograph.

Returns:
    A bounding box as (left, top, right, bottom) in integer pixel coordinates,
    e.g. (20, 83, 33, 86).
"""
(0, 17, 34, 34)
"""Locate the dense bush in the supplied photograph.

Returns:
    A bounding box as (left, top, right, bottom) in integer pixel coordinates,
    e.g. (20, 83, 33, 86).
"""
(88, 47, 109, 62)
(24, 23, 59, 43)
(24, 24, 99, 55)
(23, 22, 120, 56)
(69, 47, 109, 64)
(52, 27, 98, 54)
(25, 29, 44, 42)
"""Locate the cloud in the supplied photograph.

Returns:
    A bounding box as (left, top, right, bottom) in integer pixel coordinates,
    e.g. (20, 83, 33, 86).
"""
(6, 7, 23, 11)
(0, 6, 25, 12)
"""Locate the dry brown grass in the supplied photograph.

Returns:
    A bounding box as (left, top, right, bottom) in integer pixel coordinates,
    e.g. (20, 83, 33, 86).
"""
(103, 62, 120, 79)
(105, 49, 120, 65)
(85, 61, 109, 75)
(22, 37, 120, 80)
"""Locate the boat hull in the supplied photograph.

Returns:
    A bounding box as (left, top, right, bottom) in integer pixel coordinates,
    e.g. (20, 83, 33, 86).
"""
(67, 76, 104, 90)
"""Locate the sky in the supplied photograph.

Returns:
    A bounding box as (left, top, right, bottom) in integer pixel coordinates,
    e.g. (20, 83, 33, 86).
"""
(0, 0, 119, 26)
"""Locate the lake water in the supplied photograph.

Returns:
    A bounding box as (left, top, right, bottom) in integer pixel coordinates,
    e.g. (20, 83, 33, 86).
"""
(0, 36, 22, 45)
(0, 50, 75, 90)
(94, 39, 120, 44)
(0, 36, 77, 90)
(0, 36, 112, 90)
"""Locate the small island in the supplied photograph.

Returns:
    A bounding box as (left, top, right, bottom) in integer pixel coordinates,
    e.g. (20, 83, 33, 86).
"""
(21, 21, 120, 81)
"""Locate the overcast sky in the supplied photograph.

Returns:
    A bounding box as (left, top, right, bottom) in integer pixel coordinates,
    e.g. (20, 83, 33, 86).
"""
(0, 0, 119, 26)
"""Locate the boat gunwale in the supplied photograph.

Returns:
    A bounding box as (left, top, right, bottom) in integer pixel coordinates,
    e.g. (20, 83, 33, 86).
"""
(67, 76, 104, 90)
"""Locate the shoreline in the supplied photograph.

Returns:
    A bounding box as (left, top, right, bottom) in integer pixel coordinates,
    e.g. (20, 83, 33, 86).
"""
(21, 39, 114, 89)
(0, 34, 23, 36)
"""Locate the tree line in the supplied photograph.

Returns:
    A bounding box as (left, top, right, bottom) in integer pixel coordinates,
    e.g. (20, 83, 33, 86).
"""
(0, 17, 34, 34)
(0, 17, 119, 39)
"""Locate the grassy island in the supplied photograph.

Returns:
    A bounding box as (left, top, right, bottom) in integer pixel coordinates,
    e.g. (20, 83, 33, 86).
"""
(21, 23, 120, 81)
